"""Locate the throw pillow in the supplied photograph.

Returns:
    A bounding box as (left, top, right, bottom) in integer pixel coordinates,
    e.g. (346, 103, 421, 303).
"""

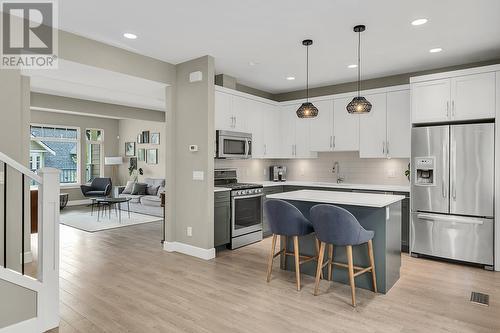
(122, 181, 135, 194)
(157, 186, 165, 197)
(146, 185, 159, 196)
(131, 183, 147, 195)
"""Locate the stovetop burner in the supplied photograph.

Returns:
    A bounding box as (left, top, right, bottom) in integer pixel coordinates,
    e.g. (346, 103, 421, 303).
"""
(223, 183, 263, 190)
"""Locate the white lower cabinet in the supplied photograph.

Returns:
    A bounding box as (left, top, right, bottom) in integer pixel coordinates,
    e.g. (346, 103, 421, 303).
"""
(333, 97, 359, 151)
(359, 93, 387, 158)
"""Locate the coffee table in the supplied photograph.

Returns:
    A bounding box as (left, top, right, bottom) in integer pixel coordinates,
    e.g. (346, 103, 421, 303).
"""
(93, 197, 131, 223)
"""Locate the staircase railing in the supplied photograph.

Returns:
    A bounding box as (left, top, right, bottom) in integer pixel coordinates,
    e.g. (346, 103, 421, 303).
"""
(0, 151, 60, 333)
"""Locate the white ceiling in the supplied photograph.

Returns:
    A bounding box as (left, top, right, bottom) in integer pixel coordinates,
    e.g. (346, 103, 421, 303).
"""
(22, 60, 167, 111)
(59, 0, 500, 94)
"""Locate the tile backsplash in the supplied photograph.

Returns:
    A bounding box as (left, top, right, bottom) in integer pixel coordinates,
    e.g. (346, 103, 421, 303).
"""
(215, 151, 410, 185)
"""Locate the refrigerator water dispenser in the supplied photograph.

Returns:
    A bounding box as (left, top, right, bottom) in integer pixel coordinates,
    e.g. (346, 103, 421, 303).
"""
(415, 157, 435, 185)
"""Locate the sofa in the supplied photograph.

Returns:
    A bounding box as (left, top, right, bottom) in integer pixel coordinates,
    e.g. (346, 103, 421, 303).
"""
(116, 178, 165, 217)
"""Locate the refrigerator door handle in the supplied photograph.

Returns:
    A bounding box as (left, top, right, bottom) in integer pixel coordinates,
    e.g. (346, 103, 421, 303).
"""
(442, 141, 447, 198)
(417, 213, 484, 225)
(451, 136, 457, 200)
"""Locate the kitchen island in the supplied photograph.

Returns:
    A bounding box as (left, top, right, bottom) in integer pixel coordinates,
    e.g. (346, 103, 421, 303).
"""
(266, 190, 405, 294)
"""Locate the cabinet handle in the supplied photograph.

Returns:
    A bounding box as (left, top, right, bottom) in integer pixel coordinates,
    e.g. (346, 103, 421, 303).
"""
(446, 101, 449, 118)
(333, 136, 336, 149)
(382, 141, 385, 154)
(330, 135, 333, 149)
(233, 116, 236, 128)
(264, 144, 267, 155)
(451, 100, 455, 117)
(386, 141, 389, 155)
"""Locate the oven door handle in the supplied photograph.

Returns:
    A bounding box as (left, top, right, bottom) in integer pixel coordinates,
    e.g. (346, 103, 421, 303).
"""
(233, 193, 263, 200)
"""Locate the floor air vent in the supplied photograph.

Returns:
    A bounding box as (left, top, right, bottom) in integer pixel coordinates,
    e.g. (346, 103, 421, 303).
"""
(470, 292, 489, 306)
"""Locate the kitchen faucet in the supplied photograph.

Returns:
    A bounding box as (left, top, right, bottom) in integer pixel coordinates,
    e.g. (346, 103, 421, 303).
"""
(332, 161, 345, 183)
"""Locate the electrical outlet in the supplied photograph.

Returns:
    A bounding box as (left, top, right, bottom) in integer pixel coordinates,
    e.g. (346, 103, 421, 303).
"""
(187, 227, 192, 237)
(387, 169, 397, 178)
(263, 168, 267, 176)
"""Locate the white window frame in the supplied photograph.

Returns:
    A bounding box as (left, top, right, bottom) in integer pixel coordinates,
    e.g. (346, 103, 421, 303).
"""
(30, 123, 81, 187)
(84, 128, 105, 184)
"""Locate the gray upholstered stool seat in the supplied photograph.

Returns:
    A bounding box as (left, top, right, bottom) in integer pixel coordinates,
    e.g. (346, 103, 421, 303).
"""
(310, 204, 377, 307)
(264, 199, 320, 291)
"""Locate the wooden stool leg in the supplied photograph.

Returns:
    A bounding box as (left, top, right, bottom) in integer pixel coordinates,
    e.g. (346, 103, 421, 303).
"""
(327, 244, 334, 281)
(367, 239, 377, 293)
(266, 234, 277, 282)
(314, 241, 325, 296)
(315, 238, 324, 279)
(280, 236, 287, 270)
(346, 245, 356, 307)
(293, 236, 301, 291)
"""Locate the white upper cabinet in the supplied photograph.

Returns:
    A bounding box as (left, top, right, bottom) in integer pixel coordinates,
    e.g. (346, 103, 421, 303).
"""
(279, 104, 297, 158)
(231, 96, 250, 132)
(262, 103, 281, 158)
(411, 79, 450, 124)
(309, 100, 334, 152)
(387, 90, 411, 158)
(359, 93, 387, 158)
(246, 100, 264, 158)
(451, 72, 496, 120)
(411, 67, 498, 124)
(333, 97, 359, 151)
(215, 91, 234, 130)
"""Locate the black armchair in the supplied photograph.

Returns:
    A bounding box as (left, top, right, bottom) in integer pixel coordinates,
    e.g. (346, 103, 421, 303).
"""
(80, 177, 112, 198)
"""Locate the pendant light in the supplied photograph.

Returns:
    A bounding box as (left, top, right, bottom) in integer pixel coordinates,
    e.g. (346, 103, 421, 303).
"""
(296, 39, 318, 118)
(346, 25, 372, 114)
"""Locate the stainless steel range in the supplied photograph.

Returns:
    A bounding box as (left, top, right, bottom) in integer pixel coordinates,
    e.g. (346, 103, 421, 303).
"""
(214, 169, 263, 249)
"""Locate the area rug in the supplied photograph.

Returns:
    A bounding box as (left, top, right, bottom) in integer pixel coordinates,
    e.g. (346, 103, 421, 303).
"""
(60, 207, 162, 232)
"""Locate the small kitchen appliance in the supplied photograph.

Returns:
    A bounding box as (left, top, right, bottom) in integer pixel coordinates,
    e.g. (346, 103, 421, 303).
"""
(269, 166, 287, 182)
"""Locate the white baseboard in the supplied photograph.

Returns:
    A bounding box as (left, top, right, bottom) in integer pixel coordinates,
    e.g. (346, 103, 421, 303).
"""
(0, 317, 39, 333)
(163, 242, 215, 260)
(67, 199, 91, 207)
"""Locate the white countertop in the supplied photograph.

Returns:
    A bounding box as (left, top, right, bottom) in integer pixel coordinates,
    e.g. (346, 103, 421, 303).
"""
(214, 187, 230, 192)
(266, 189, 405, 208)
(253, 180, 410, 193)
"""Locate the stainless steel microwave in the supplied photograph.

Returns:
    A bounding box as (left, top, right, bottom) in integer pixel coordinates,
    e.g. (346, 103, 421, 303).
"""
(216, 130, 252, 159)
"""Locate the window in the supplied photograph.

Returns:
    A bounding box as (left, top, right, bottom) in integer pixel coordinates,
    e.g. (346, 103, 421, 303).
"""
(85, 129, 104, 183)
(30, 125, 80, 185)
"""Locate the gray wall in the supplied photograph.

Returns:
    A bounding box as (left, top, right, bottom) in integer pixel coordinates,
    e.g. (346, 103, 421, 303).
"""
(166, 56, 215, 250)
(30, 110, 120, 201)
(118, 119, 166, 184)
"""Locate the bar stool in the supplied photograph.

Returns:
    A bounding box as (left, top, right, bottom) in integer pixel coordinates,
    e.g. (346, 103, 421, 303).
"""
(264, 199, 320, 291)
(309, 204, 377, 307)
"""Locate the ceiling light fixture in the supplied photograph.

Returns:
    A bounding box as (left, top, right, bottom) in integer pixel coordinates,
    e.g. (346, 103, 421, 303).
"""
(411, 18, 428, 26)
(347, 64, 358, 69)
(296, 39, 319, 119)
(123, 32, 137, 39)
(286, 76, 296, 81)
(248, 61, 258, 66)
(346, 25, 372, 114)
(429, 47, 443, 53)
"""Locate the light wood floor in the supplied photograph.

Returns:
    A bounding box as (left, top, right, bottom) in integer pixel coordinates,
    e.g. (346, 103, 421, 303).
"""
(48, 221, 500, 333)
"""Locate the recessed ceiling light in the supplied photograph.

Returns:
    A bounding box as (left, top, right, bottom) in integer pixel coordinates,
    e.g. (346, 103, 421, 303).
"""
(429, 47, 443, 53)
(411, 18, 428, 26)
(248, 61, 259, 66)
(123, 32, 137, 39)
(286, 76, 295, 81)
(347, 64, 358, 69)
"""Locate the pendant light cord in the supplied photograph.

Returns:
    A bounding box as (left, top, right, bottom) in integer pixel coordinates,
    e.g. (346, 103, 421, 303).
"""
(357, 29, 361, 98)
(306, 44, 309, 102)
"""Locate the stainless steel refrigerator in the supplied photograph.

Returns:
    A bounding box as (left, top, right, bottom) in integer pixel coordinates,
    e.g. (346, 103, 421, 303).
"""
(411, 123, 494, 267)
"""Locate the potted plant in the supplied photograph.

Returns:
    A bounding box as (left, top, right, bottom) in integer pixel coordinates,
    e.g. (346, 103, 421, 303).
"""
(404, 163, 410, 182)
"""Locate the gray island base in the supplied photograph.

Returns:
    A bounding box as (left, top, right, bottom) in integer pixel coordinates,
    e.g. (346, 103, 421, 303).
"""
(266, 190, 404, 294)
